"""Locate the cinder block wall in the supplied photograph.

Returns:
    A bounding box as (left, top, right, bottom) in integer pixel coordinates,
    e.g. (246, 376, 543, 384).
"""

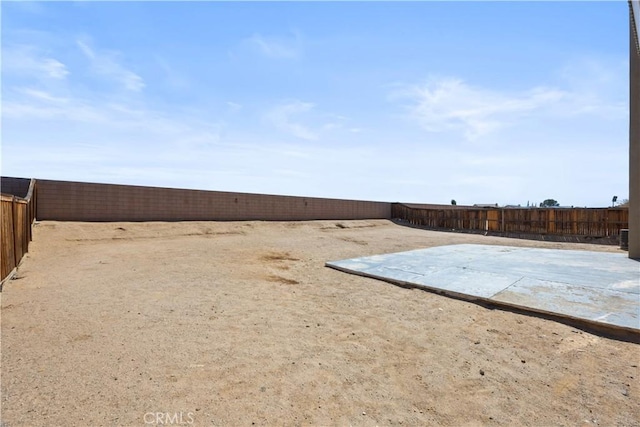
(1, 177, 32, 199)
(35, 179, 392, 222)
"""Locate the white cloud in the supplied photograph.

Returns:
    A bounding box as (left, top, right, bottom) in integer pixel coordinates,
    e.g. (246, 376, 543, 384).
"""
(394, 64, 626, 141)
(19, 88, 68, 103)
(3, 97, 108, 123)
(263, 103, 361, 141)
(76, 40, 95, 59)
(264, 100, 319, 140)
(394, 77, 567, 140)
(246, 32, 302, 59)
(154, 55, 190, 90)
(76, 39, 145, 92)
(2, 45, 69, 80)
(320, 113, 349, 131)
(226, 102, 243, 113)
(41, 58, 69, 79)
(555, 57, 627, 119)
(3, 87, 222, 150)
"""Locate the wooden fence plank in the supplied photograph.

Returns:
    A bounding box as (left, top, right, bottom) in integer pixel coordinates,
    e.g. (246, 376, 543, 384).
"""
(1, 197, 17, 280)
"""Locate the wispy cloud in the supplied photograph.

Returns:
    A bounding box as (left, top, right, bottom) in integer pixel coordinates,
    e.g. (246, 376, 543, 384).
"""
(393, 64, 626, 141)
(19, 88, 69, 103)
(246, 31, 302, 59)
(264, 100, 318, 140)
(555, 57, 628, 119)
(4, 85, 223, 150)
(4, 90, 115, 123)
(154, 55, 189, 90)
(320, 114, 348, 132)
(2, 45, 69, 80)
(76, 39, 145, 92)
(226, 101, 243, 113)
(394, 77, 567, 140)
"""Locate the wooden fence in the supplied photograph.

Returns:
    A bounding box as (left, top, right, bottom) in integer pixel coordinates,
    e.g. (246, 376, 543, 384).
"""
(392, 203, 629, 238)
(1, 179, 37, 283)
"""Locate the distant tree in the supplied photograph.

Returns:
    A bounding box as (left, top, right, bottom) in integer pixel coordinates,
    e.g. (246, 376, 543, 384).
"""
(451, 199, 457, 205)
(618, 198, 629, 207)
(540, 199, 560, 207)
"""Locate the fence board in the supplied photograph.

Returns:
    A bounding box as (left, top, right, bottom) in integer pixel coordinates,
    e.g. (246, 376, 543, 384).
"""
(13, 201, 27, 267)
(1, 196, 17, 280)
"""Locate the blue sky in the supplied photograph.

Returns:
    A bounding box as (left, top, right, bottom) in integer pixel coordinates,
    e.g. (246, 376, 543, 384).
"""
(1, 1, 630, 206)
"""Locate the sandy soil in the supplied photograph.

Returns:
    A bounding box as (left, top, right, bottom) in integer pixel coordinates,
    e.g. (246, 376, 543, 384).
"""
(1, 220, 638, 427)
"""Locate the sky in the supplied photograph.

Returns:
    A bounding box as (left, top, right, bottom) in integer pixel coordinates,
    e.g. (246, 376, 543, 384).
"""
(0, 1, 631, 207)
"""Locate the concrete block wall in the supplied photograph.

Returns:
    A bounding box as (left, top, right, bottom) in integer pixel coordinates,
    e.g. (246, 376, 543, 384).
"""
(35, 179, 392, 222)
(1, 177, 32, 199)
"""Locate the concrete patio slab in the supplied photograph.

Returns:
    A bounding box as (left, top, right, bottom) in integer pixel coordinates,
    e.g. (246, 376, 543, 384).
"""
(327, 244, 640, 333)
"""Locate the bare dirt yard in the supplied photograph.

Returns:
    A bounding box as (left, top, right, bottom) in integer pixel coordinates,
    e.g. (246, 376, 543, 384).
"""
(1, 220, 638, 426)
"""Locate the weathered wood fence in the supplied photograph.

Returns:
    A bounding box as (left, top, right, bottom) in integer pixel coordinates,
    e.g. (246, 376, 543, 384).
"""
(392, 203, 629, 238)
(1, 179, 37, 283)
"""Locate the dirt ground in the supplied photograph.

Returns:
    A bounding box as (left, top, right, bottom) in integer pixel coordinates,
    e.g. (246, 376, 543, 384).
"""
(1, 220, 638, 426)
